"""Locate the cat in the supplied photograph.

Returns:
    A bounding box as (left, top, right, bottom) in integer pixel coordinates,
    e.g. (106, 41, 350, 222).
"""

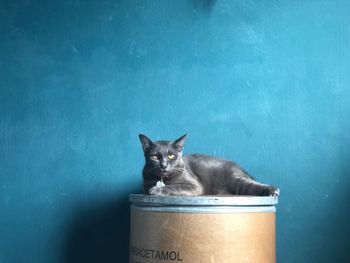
(139, 133, 279, 196)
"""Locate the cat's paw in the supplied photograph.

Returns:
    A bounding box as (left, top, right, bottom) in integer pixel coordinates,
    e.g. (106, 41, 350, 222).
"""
(149, 186, 164, 195)
(272, 188, 280, 197)
(262, 185, 280, 197)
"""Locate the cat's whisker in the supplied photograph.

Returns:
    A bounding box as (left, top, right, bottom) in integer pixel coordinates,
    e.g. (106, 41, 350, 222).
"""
(171, 167, 185, 174)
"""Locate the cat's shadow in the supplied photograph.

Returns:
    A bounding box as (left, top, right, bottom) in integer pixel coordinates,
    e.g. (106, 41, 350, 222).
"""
(63, 186, 141, 263)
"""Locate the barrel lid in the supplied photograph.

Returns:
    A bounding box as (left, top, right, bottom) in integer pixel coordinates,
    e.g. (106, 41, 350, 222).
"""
(129, 194, 278, 206)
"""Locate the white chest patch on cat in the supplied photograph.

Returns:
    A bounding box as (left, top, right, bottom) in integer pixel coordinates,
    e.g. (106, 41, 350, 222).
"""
(156, 180, 165, 187)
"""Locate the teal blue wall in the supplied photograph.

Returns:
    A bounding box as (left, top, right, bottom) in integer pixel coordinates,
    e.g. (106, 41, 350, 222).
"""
(1, 1, 350, 262)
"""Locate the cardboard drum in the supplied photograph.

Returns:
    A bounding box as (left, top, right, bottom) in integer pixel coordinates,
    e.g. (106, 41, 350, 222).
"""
(129, 194, 278, 263)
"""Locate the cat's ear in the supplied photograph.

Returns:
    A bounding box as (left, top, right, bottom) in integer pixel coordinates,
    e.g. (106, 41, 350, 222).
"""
(173, 133, 188, 152)
(139, 134, 154, 152)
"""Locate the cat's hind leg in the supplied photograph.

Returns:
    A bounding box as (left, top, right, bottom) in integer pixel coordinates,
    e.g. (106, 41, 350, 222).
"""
(227, 177, 279, 196)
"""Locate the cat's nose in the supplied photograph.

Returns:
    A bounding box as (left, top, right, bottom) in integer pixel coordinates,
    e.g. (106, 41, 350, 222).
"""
(160, 161, 168, 169)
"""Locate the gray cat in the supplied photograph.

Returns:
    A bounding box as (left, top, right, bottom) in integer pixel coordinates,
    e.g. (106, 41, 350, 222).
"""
(139, 134, 279, 196)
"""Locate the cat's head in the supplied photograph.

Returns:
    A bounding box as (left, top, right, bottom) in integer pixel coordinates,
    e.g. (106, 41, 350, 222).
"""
(139, 134, 188, 178)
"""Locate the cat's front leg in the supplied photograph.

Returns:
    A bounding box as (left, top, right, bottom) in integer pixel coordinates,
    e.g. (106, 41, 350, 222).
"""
(149, 183, 202, 196)
(149, 185, 164, 195)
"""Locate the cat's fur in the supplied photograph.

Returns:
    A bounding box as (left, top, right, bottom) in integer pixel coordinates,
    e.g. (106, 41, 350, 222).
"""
(139, 134, 279, 196)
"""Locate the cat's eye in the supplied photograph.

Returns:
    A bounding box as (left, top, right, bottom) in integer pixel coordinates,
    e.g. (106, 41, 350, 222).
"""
(168, 154, 175, 160)
(150, 155, 159, 160)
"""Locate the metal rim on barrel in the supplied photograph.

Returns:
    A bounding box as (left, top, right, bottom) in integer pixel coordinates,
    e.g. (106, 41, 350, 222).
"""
(129, 194, 278, 206)
(129, 194, 278, 213)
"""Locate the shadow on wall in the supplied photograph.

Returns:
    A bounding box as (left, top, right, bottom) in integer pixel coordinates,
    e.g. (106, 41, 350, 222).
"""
(316, 177, 350, 261)
(191, 0, 217, 13)
(63, 186, 142, 263)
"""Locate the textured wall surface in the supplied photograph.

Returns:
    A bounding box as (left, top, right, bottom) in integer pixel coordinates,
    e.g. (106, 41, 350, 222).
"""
(1, 1, 350, 262)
